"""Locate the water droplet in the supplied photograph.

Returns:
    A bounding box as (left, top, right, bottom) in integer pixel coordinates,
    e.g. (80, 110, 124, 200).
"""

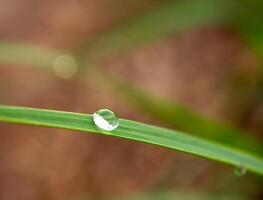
(234, 165, 247, 176)
(93, 109, 119, 131)
(53, 54, 78, 79)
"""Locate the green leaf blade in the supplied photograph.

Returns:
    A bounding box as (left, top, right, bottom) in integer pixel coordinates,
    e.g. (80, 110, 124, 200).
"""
(0, 105, 263, 176)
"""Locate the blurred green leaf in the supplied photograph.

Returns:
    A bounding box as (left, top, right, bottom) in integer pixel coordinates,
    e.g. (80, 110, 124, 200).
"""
(72, 0, 232, 61)
(71, 190, 245, 200)
(230, 0, 263, 60)
(0, 42, 60, 68)
(108, 191, 245, 200)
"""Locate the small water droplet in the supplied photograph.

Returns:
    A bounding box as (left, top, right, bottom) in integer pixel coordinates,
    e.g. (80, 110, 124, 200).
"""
(234, 165, 247, 176)
(93, 109, 119, 131)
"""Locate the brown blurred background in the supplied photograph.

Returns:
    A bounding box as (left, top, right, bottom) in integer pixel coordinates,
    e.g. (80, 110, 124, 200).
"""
(0, 0, 262, 199)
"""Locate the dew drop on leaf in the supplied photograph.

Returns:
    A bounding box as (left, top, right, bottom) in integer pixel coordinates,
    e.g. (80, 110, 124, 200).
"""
(93, 109, 119, 131)
(234, 165, 247, 176)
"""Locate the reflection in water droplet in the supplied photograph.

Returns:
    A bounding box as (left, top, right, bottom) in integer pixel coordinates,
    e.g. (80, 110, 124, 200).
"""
(234, 165, 247, 176)
(53, 54, 77, 79)
(93, 109, 119, 131)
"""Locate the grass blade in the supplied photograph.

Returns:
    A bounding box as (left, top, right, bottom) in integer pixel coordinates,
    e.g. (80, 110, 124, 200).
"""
(1, 42, 262, 157)
(85, 68, 263, 155)
(0, 105, 263, 176)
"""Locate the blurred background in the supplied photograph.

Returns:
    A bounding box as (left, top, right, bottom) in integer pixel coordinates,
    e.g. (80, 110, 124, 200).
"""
(0, 0, 262, 199)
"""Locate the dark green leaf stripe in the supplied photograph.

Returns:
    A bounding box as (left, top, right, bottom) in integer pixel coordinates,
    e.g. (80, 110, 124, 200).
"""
(72, 0, 231, 61)
(0, 105, 263, 176)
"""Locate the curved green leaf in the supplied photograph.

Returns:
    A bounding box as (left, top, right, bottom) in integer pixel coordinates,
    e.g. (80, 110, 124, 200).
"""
(84, 68, 263, 155)
(1, 41, 262, 160)
(0, 105, 262, 176)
